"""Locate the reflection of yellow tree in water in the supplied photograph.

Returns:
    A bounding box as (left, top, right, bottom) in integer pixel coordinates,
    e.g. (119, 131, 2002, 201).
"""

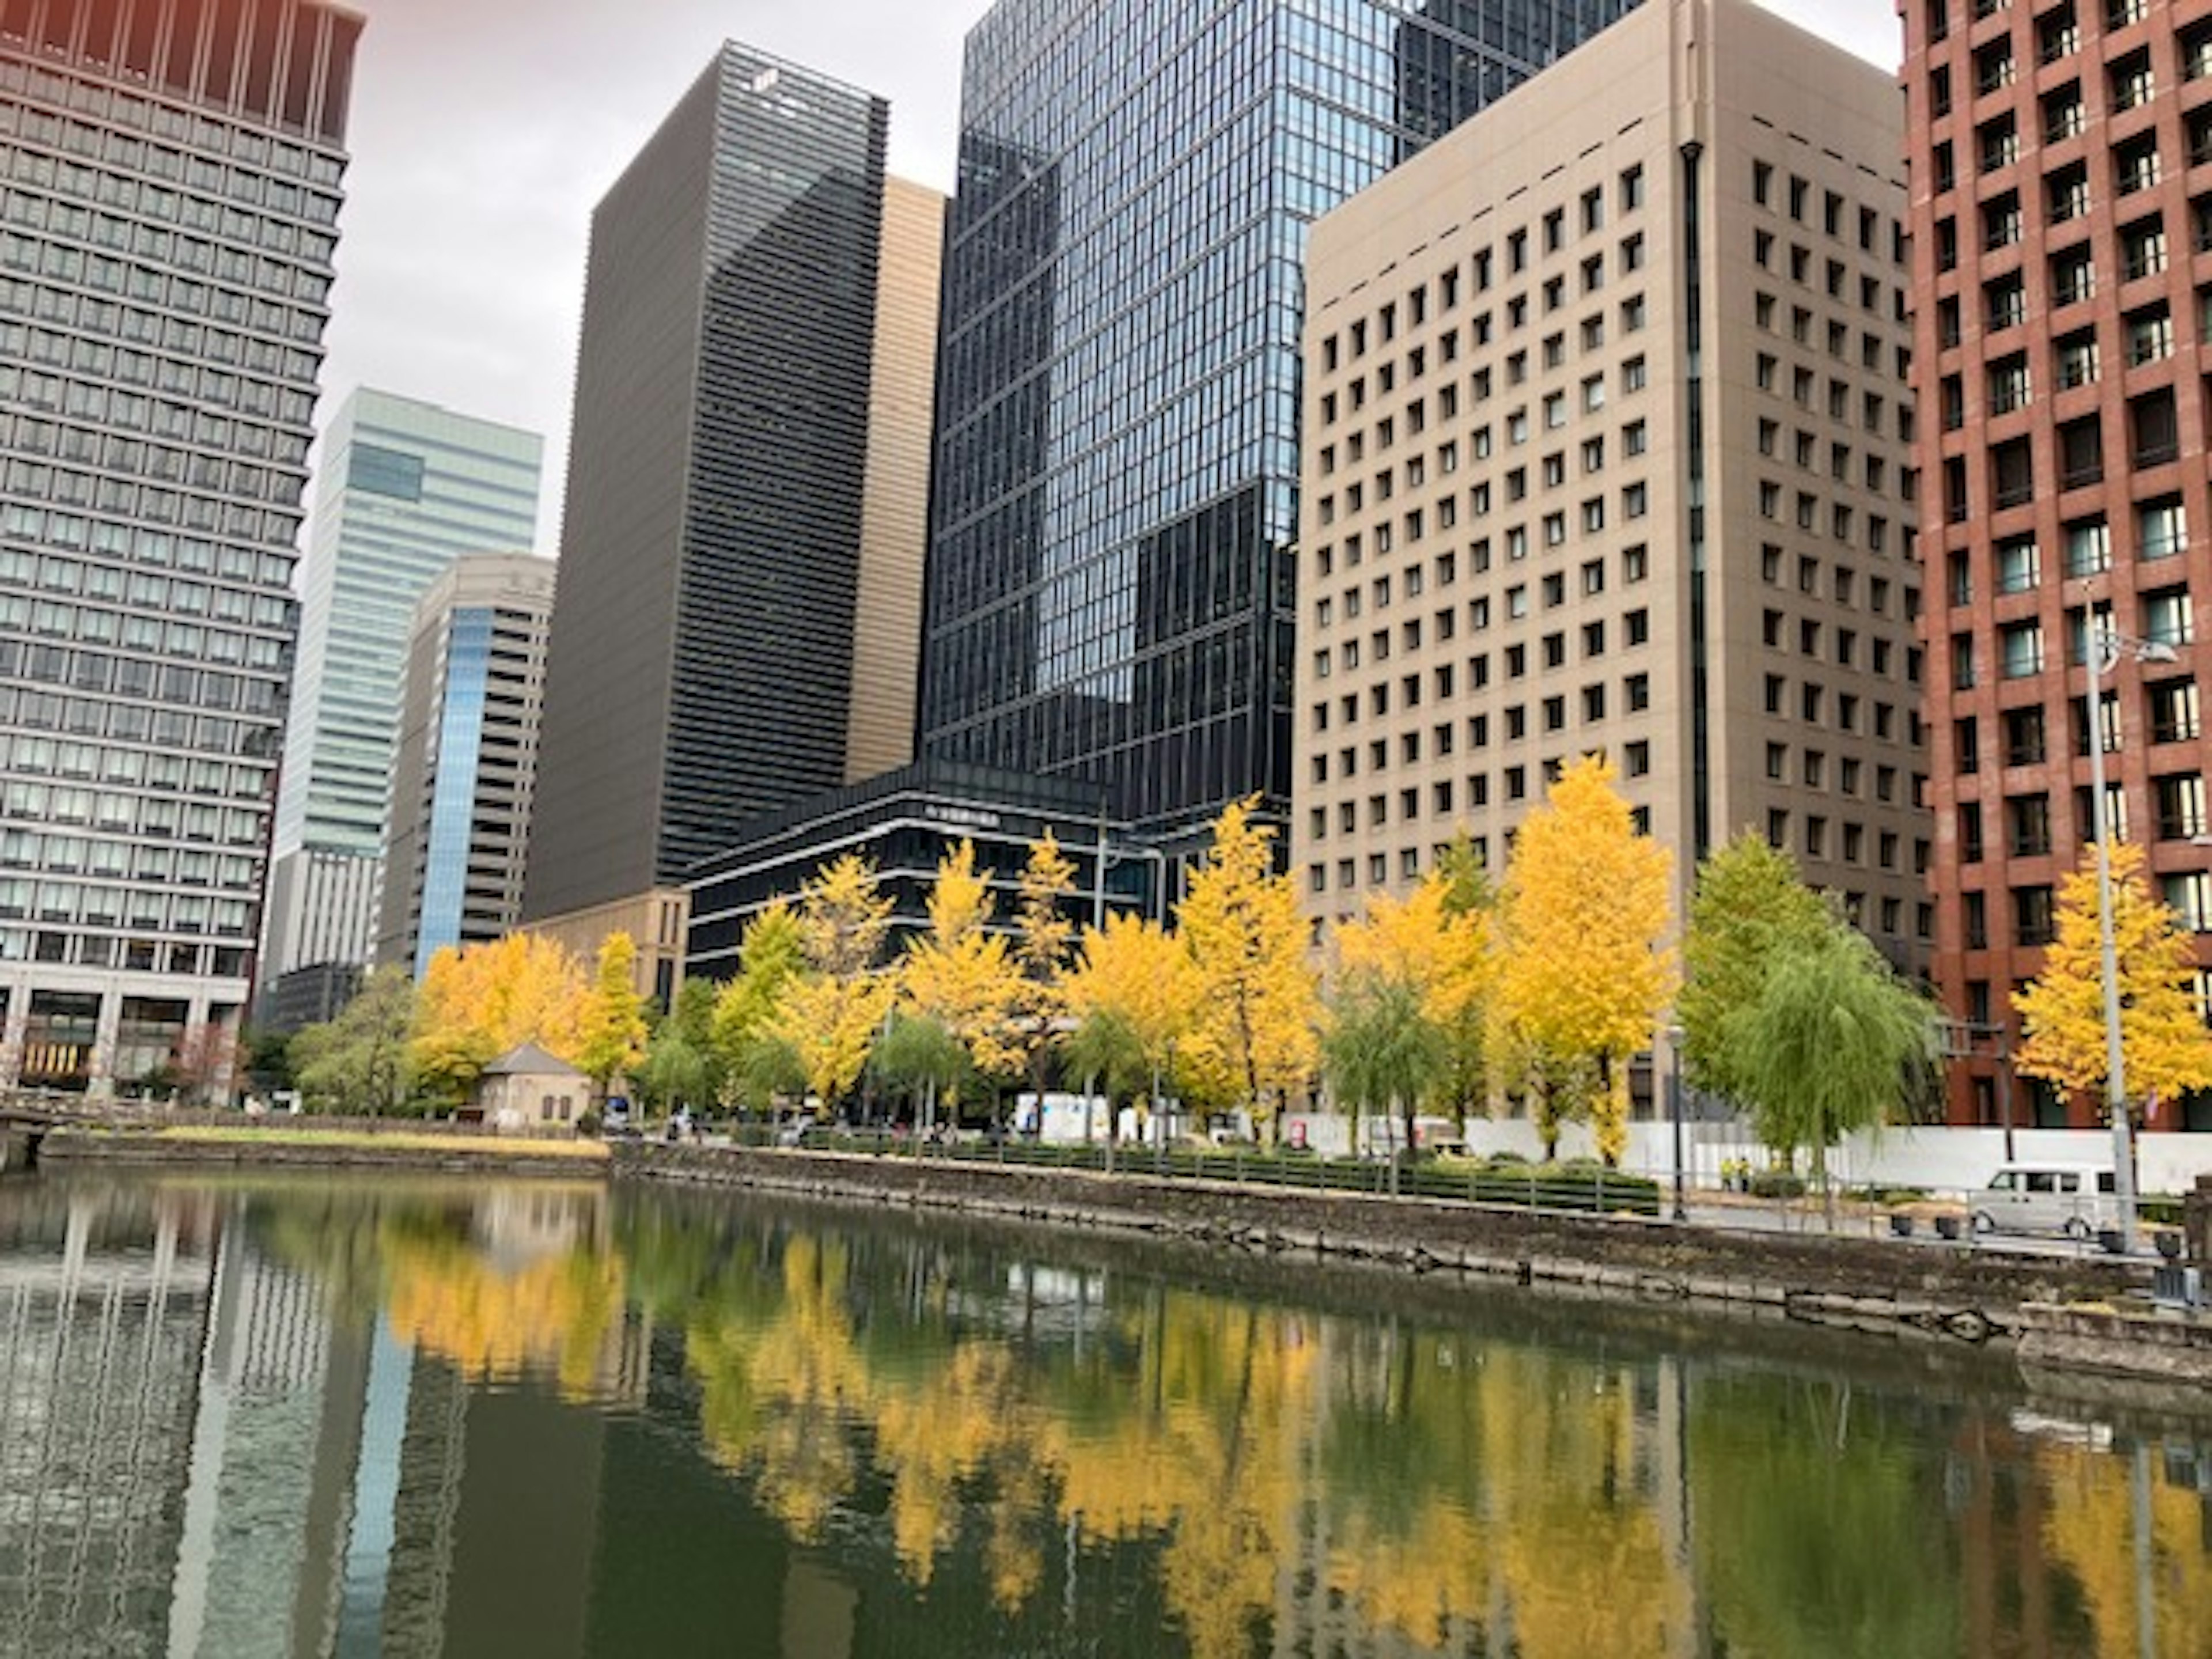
(381, 1225, 625, 1402)
(671, 1238, 1699, 1659)
(2041, 1442, 2212, 1657)
(1315, 1343, 1679, 1657)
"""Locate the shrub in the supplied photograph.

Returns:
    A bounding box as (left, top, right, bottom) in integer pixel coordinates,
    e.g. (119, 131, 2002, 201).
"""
(1748, 1168, 1808, 1200)
(576, 1108, 603, 1138)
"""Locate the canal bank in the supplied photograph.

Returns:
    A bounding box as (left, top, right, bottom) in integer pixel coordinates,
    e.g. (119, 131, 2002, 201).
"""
(37, 1124, 608, 1181)
(616, 1142, 2212, 1382)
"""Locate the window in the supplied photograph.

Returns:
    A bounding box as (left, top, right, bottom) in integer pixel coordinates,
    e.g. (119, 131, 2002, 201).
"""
(2157, 774, 2206, 840)
(2142, 586, 2193, 647)
(2139, 497, 2187, 560)
(2001, 619, 2044, 680)
(1995, 535, 2039, 594)
(2051, 245, 2094, 306)
(2121, 214, 2167, 279)
(2057, 416, 2103, 490)
(2126, 303, 2173, 365)
(2150, 678, 2202, 749)
(2054, 329, 2098, 389)
(2131, 388, 2179, 467)
(2064, 517, 2110, 576)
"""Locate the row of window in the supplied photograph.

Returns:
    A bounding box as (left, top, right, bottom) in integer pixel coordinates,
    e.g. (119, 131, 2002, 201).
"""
(1313, 660, 1652, 751)
(0, 730, 268, 801)
(1960, 870, 2212, 949)
(1964, 591, 2193, 688)
(0, 637, 283, 715)
(3, 141, 340, 262)
(0, 930, 247, 978)
(0, 876, 252, 937)
(1318, 163, 1647, 368)
(1957, 774, 2208, 865)
(0, 543, 289, 626)
(1, 827, 257, 892)
(1952, 682, 2201, 786)
(0, 272, 316, 422)
(0, 180, 332, 316)
(1749, 156, 1910, 267)
(0, 788, 260, 851)
(0, 73, 346, 207)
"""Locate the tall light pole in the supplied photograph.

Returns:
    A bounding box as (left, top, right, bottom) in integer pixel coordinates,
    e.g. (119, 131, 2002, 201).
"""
(1665, 1023, 1687, 1223)
(2085, 628, 2177, 1253)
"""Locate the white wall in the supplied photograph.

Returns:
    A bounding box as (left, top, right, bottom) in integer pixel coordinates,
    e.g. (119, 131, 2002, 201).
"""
(1435, 1116, 2212, 1199)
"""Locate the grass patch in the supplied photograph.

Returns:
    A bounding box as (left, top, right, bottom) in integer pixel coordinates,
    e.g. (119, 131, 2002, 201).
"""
(147, 1126, 608, 1160)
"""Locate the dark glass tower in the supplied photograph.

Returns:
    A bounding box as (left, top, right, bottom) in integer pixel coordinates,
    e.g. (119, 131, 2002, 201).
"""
(920, 0, 1639, 832)
(524, 45, 892, 923)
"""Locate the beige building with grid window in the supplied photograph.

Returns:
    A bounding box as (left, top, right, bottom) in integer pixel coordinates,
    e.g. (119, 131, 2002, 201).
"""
(1294, 0, 1931, 967)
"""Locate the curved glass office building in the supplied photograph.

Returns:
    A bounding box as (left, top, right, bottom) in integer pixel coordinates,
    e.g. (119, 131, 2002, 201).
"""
(919, 0, 1639, 833)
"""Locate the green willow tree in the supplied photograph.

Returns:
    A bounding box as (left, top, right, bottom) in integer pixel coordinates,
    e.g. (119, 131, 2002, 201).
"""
(1323, 971, 1445, 1191)
(1678, 834, 1831, 1107)
(1724, 917, 1941, 1222)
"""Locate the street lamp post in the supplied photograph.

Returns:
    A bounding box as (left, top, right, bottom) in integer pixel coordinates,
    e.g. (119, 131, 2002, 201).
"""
(1665, 1023, 1687, 1224)
(2085, 629, 2177, 1255)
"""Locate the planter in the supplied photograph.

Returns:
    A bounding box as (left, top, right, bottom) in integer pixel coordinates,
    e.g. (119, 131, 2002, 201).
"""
(1889, 1213, 1916, 1238)
(1934, 1214, 1964, 1242)
(2098, 1228, 2127, 1256)
(2154, 1229, 2183, 1262)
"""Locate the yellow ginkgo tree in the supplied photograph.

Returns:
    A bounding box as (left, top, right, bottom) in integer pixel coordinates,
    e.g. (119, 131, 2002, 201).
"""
(771, 854, 897, 1114)
(1330, 868, 1498, 1165)
(900, 841, 1026, 1097)
(1177, 798, 1320, 1143)
(1010, 831, 1079, 1104)
(1493, 756, 1674, 1164)
(1063, 912, 1197, 1149)
(412, 931, 590, 1106)
(2014, 839, 2212, 1115)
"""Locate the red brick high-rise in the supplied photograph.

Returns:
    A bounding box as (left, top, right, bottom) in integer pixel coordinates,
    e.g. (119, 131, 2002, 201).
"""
(1911, 0, 2212, 1131)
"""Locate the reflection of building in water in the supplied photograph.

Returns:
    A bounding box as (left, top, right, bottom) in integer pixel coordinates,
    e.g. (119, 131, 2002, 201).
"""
(168, 1223, 372, 1659)
(0, 1191, 213, 1658)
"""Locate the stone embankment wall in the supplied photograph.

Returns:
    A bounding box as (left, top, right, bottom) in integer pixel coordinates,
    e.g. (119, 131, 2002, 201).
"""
(38, 1128, 599, 1181)
(618, 1143, 2149, 1346)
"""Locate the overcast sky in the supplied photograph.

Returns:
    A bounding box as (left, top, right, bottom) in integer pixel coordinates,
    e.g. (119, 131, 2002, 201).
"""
(318, 1, 1899, 551)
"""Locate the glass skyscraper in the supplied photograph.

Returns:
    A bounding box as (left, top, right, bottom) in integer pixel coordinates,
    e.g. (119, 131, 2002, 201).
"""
(920, 0, 1639, 832)
(525, 43, 944, 962)
(264, 388, 542, 990)
(378, 554, 555, 978)
(0, 0, 358, 1094)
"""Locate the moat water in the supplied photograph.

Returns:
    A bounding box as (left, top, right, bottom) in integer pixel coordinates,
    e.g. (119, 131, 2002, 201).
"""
(2, 1169, 2208, 1657)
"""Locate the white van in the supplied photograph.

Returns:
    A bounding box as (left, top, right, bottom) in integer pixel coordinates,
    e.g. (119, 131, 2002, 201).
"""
(1971, 1165, 2120, 1238)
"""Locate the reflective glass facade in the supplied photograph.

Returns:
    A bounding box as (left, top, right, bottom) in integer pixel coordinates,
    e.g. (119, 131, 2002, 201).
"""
(0, 0, 357, 1092)
(415, 608, 490, 968)
(921, 0, 1639, 829)
(379, 556, 554, 979)
(266, 388, 542, 981)
(525, 45, 898, 923)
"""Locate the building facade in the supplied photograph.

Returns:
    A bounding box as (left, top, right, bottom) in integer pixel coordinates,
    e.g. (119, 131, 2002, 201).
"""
(1913, 0, 2212, 1131)
(0, 0, 359, 1093)
(917, 0, 1642, 837)
(264, 388, 543, 989)
(1294, 0, 1928, 968)
(522, 44, 944, 955)
(377, 553, 555, 979)
(684, 760, 1156, 982)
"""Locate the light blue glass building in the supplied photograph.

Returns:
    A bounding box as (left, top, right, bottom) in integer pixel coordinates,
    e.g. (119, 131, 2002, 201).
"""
(378, 555, 555, 978)
(266, 389, 541, 989)
(919, 0, 1640, 834)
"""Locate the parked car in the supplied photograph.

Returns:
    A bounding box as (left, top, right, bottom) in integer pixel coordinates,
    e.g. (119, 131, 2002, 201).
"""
(1971, 1164, 2120, 1239)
